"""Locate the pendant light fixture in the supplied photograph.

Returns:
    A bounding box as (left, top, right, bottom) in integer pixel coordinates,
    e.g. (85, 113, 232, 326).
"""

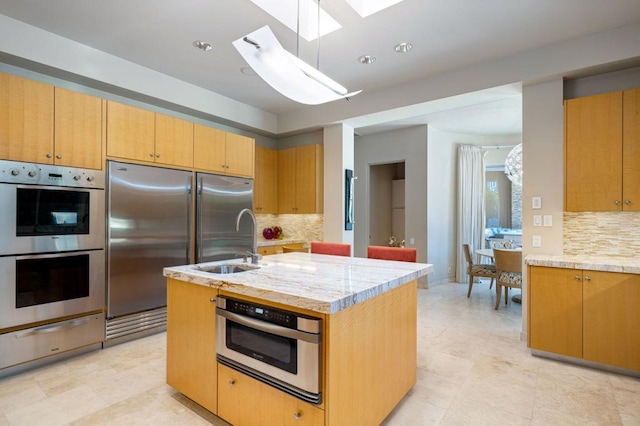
(234, 0, 361, 105)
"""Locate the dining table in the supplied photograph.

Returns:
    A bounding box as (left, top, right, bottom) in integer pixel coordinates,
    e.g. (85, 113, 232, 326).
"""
(475, 247, 522, 304)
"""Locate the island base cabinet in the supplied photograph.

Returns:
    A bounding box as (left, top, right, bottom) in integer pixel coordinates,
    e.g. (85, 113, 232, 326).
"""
(217, 363, 324, 426)
(325, 280, 417, 426)
(166, 278, 218, 414)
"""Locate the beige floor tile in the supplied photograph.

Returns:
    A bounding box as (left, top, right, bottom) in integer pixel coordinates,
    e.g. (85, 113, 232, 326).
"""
(440, 393, 532, 426)
(609, 374, 640, 426)
(4, 385, 108, 426)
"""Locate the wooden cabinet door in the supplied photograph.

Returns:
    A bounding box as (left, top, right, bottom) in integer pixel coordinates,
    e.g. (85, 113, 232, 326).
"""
(166, 278, 218, 414)
(218, 364, 323, 426)
(623, 88, 640, 211)
(225, 133, 254, 177)
(583, 271, 640, 371)
(106, 101, 155, 162)
(565, 92, 623, 211)
(54, 87, 103, 169)
(254, 146, 278, 213)
(155, 113, 193, 168)
(295, 144, 322, 214)
(193, 123, 226, 173)
(0, 73, 54, 163)
(529, 266, 583, 358)
(278, 147, 298, 213)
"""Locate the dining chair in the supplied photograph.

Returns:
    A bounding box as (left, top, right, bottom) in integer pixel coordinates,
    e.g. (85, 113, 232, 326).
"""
(310, 242, 351, 256)
(492, 248, 523, 310)
(282, 245, 309, 253)
(462, 244, 496, 298)
(367, 246, 417, 262)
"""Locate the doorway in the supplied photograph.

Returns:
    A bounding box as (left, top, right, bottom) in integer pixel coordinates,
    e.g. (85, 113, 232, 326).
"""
(369, 162, 406, 247)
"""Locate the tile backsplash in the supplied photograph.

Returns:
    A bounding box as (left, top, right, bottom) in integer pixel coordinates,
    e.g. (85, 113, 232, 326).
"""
(256, 214, 324, 243)
(564, 212, 640, 257)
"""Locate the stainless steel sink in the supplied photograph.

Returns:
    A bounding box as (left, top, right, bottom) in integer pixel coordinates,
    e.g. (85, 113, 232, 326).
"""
(195, 263, 260, 274)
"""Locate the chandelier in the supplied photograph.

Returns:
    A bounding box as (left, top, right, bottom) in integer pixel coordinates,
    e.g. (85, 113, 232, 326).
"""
(504, 143, 523, 186)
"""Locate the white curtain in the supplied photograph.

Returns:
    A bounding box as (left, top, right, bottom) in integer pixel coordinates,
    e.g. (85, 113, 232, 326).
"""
(456, 145, 486, 282)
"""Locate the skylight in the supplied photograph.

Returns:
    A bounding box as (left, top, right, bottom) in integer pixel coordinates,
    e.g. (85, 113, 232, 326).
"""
(345, 0, 405, 17)
(249, 0, 341, 41)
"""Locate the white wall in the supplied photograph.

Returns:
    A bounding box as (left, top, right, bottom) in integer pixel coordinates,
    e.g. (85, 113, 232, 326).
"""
(354, 127, 428, 274)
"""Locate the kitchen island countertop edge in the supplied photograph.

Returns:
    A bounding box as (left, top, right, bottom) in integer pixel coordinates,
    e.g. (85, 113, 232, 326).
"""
(164, 252, 432, 314)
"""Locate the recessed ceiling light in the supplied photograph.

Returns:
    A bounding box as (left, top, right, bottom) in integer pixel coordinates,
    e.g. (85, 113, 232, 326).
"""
(394, 42, 412, 53)
(359, 55, 376, 64)
(192, 40, 213, 52)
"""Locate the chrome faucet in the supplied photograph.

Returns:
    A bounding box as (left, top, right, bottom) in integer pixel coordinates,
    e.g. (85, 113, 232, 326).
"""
(235, 208, 260, 264)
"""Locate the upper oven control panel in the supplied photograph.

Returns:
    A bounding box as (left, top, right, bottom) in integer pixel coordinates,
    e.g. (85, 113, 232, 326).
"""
(0, 160, 105, 189)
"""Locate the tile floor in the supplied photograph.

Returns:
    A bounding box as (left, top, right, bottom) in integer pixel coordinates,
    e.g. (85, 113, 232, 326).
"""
(1, 282, 638, 425)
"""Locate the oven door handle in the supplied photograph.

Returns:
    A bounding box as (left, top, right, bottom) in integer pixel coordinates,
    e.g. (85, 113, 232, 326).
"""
(14, 317, 90, 338)
(217, 309, 320, 344)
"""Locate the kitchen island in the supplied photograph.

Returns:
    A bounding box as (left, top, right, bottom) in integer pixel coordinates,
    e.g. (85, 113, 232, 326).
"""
(164, 252, 432, 425)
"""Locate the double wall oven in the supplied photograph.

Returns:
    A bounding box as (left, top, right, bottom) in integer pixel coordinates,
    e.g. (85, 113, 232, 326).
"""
(216, 296, 322, 404)
(0, 160, 105, 373)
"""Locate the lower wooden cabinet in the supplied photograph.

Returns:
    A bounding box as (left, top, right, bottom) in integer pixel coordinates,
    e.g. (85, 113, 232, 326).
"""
(166, 278, 218, 413)
(218, 363, 324, 426)
(529, 266, 640, 371)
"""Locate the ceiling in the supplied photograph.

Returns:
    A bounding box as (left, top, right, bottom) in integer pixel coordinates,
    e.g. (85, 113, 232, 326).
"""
(1, 0, 639, 137)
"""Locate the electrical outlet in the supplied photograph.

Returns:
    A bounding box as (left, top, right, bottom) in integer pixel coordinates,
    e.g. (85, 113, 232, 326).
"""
(409, 237, 415, 245)
(447, 266, 452, 274)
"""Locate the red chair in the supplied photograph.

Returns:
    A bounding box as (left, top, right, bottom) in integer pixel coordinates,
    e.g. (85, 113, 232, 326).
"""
(310, 242, 351, 257)
(367, 246, 417, 262)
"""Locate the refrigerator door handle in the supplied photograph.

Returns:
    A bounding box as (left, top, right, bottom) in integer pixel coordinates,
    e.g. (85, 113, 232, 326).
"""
(186, 175, 192, 264)
(197, 177, 203, 263)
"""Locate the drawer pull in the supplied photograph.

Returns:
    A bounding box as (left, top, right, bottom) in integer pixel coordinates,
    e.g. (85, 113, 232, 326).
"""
(15, 318, 89, 338)
(229, 379, 236, 386)
(294, 411, 302, 420)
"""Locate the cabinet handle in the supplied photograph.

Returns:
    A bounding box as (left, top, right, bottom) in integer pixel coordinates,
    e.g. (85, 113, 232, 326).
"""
(229, 379, 236, 386)
(584, 276, 591, 282)
(294, 412, 302, 420)
(156, 154, 160, 158)
(46, 153, 53, 158)
(150, 153, 154, 157)
(615, 200, 621, 206)
(574, 275, 581, 281)
(56, 154, 62, 159)
(210, 298, 216, 303)
(625, 200, 632, 206)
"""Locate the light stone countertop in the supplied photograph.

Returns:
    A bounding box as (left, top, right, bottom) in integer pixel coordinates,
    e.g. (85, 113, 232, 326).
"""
(164, 252, 432, 314)
(525, 254, 640, 274)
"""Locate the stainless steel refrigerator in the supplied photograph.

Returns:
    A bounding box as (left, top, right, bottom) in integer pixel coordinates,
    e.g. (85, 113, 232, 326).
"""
(105, 161, 253, 345)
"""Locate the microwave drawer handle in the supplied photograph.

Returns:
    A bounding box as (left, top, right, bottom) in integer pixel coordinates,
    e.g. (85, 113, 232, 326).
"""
(217, 309, 320, 344)
(15, 318, 90, 338)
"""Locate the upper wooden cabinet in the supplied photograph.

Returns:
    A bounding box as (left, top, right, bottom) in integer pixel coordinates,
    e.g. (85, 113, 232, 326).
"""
(54, 87, 103, 170)
(0, 73, 54, 165)
(106, 100, 155, 162)
(194, 124, 254, 177)
(106, 102, 194, 168)
(0, 73, 103, 169)
(529, 266, 640, 372)
(565, 88, 640, 211)
(155, 113, 193, 168)
(278, 144, 323, 214)
(254, 146, 278, 213)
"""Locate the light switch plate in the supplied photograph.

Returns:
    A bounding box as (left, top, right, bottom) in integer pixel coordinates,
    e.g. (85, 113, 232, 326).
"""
(532, 235, 542, 247)
(533, 215, 542, 226)
(532, 196, 542, 209)
(409, 237, 415, 245)
(543, 215, 553, 227)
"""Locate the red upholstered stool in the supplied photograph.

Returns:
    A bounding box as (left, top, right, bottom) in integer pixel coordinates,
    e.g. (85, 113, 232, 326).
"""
(310, 242, 351, 257)
(367, 246, 417, 262)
